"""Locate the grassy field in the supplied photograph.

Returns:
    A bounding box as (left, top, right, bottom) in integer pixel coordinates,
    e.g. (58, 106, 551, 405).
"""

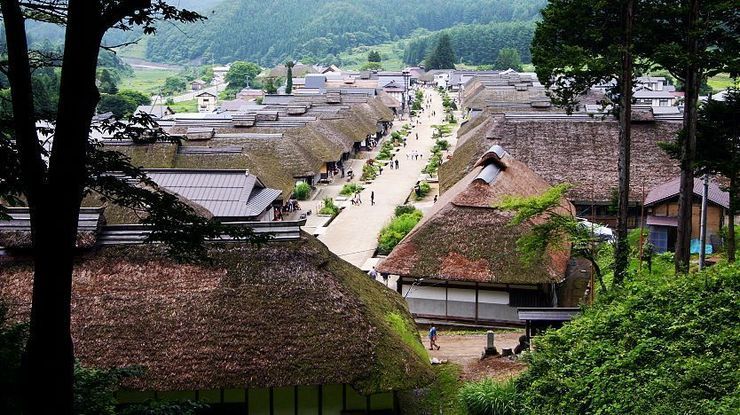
(119, 67, 178, 95)
(338, 41, 407, 71)
(167, 99, 198, 113)
(707, 73, 737, 92)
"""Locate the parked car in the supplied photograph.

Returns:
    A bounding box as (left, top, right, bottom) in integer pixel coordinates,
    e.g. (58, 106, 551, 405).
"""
(577, 217, 615, 242)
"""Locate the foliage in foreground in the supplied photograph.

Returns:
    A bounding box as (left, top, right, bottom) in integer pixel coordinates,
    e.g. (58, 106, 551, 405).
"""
(339, 183, 364, 196)
(399, 364, 465, 415)
(516, 262, 740, 414)
(459, 378, 520, 415)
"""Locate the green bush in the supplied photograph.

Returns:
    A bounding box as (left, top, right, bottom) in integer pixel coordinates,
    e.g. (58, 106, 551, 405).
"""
(516, 263, 740, 414)
(292, 182, 311, 200)
(460, 379, 522, 415)
(435, 139, 450, 151)
(395, 204, 417, 217)
(318, 197, 340, 216)
(339, 183, 364, 196)
(376, 141, 395, 160)
(361, 163, 378, 181)
(422, 152, 443, 176)
(377, 209, 422, 254)
(413, 181, 432, 200)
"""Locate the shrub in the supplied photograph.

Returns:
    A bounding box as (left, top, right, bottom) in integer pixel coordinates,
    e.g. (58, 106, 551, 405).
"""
(376, 141, 395, 160)
(395, 204, 417, 217)
(318, 197, 340, 216)
(422, 152, 443, 176)
(516, 263, 740, 414)
(377, 209, 422, 254)
(361, 163, 378, 181)
(435, 139, 450, 151)
(292, 182, 311, 200)
(340, 183, 364, 196)
(414, 181, 432, 200)
(459, 379, 522, 415)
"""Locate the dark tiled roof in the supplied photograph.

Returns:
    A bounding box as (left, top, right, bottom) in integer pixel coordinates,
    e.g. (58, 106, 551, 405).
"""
(644, 176, 730, 209)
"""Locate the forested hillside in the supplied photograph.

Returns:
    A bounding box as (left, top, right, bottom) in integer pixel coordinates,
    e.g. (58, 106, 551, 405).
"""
(403, 21, 536, 66)
(145, 0, 546, 65)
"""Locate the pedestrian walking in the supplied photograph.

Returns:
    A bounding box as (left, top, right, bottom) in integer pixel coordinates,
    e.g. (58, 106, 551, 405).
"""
(355, 191, 362, 205)
(434, 195, 438, 203)
(428, 326, 440, 350)
(394, 159, 399, 169)
(371, 191, 375, 206)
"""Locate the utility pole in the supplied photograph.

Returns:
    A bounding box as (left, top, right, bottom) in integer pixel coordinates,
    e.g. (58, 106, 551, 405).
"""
(699, 174, 709, 270)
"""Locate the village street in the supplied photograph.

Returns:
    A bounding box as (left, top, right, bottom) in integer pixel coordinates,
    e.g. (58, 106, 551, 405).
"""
(316, 89, 454, 268)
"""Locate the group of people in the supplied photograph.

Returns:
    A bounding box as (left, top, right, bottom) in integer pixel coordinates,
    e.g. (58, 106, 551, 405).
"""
(387, 159, 400, 170)
(407, 151, 423, 160)
(351, 190, 375, 206)
(282, 199, 300, 213)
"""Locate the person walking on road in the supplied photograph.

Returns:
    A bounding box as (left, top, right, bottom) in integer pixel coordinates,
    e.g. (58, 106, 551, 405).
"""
(428, 326, 440, 350)
(371, 191, 375, 206)
(394, 159, 399, 169)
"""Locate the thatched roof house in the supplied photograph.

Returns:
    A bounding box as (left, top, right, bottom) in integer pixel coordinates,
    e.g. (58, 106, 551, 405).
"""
(440, 112, 682, 226)
(0, 234, 433, 411)
(378, 146, 578, 325)
(104, 94, 395, 197)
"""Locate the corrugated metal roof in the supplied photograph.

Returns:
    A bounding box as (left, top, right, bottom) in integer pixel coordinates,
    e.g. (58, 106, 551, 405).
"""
(145, 170, 281, 219)
(646, 215, 678, 227)
(517, 307, 580, 321)
(644, 176, 730, 209)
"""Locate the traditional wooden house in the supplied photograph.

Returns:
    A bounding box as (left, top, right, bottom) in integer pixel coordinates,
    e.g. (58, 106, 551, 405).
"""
(0, 221, 433, 414)
(644, 176, 730, 253)
(378, 146, 586, 326)
(440, 111, 682, 228)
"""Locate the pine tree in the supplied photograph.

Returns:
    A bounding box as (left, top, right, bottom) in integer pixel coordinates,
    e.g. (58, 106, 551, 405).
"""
(368, 50, 381, 62)
(285, 61, 294, 94)
(425, 34, 456, 70)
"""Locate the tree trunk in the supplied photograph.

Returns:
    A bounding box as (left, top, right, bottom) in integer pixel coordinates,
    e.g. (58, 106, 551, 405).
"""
(728, 177, 736, 263)
(613, 0, 634, 287)
(21, 1, 105, 414)
(675, 0, 700, 273)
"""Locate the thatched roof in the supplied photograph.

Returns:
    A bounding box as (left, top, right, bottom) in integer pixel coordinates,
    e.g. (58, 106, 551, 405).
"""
(462, 74, 553, 112)
(440, 113, 682, 203)
(0, 207, 105, 249)
(0, 235, 433, 394)
(378, 147, 572, 284)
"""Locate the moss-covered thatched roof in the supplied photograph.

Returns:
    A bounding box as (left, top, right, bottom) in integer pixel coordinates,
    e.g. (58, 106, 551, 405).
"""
(440, 113, 682, 203)
(0, 234, 433, 394)
(378, 149, 571, 285)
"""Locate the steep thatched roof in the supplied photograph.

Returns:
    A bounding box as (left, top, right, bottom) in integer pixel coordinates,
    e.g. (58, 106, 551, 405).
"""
(378, 147, 572, 284)
(0, 235, 433, 394)
(440, 113, 682, 203)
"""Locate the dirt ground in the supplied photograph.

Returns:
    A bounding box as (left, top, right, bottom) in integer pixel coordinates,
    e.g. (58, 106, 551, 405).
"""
(424, 331, 528, 381)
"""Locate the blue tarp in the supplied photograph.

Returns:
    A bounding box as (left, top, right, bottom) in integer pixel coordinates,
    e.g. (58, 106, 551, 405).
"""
(690, 239, 713, 254)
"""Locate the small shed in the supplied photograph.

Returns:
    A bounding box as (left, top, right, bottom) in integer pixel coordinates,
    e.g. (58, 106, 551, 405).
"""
(517, 307, 580, 342)
(644, 176, 730, 253)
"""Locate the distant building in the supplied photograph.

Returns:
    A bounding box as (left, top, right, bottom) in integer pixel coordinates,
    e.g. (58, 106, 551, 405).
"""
(134, 104, 174, 120)
(645, 176, 730, 253)
(196, 91, 217, 112)
(190, 79, 207, 91)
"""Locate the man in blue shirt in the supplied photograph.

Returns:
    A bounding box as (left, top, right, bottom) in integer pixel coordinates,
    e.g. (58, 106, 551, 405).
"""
(428, 326, 440, 350)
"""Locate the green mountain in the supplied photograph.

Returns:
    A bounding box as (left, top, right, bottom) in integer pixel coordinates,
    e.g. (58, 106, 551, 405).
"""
(144, 0, 546, 65)
(403, 20, 537, 66)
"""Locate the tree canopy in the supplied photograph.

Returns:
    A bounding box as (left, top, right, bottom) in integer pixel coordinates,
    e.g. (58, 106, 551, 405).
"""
(224, 61, 262, 91)
(425, 34, 456, 70)
(494, 47, 523, 71)
(143, 0, 546, 65)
